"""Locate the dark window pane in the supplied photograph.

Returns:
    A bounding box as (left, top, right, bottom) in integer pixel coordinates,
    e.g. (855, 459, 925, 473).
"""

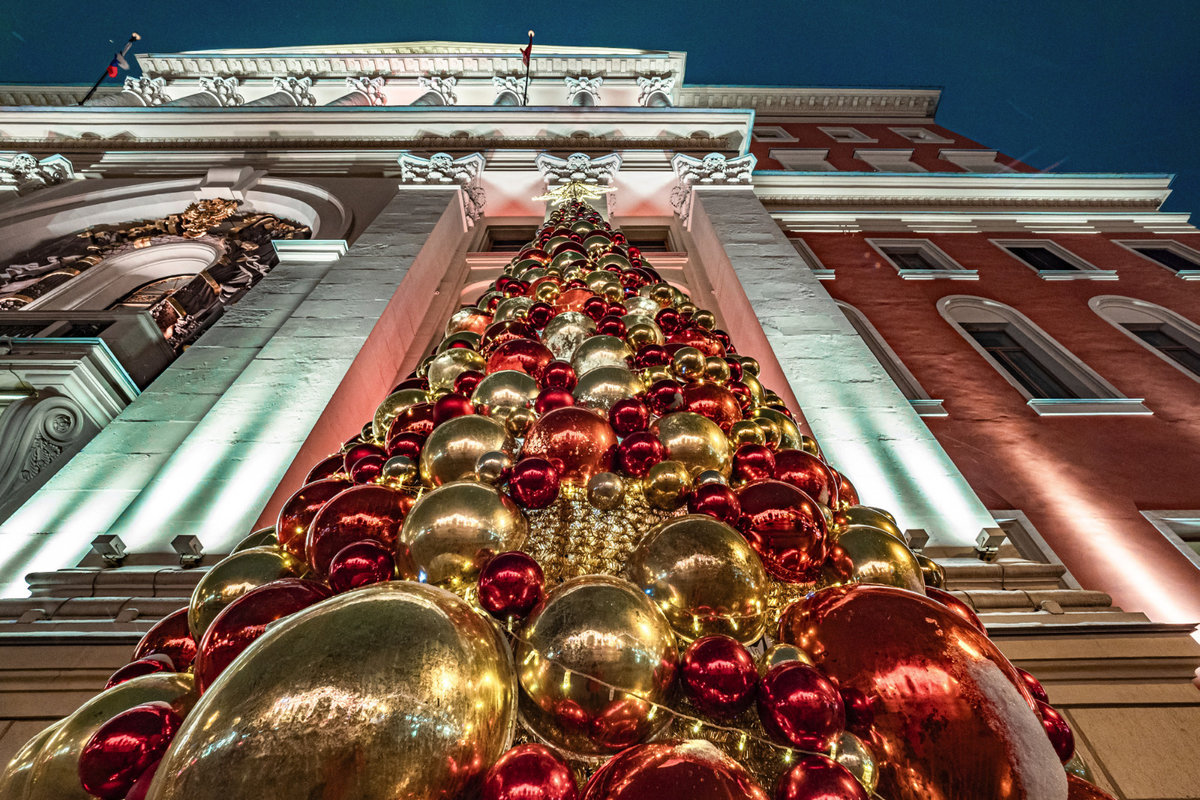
(883, 247, 937, 271)
(963, 324, 1079, 398)
(1125, 323, 1200, 377)
(1134, 248, 1200, 273)
(1008, 246, 1079, 271)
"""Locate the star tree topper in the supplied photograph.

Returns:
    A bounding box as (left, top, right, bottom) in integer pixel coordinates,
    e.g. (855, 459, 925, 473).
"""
(532, 180, 616, 206)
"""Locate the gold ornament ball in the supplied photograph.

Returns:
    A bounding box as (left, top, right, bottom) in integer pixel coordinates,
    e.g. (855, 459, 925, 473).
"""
(472, 370, 540, 415)
(820, 525, 925, 594)
(624, 295, 660, 318)
(516, 575, 677, 759)
(427, 348, 486, 393)
(798, 434, 823, 458)
(639, 364, 673, 386)
(420, 414, 514, 487)
(437, 331, 483, 353)
(586, 471, 626, 511)
(729, 419, 765, 447)
(400, 480, 528, 586)
(758, 643, 815, 678)
(189, 546, 305, 641)
(573, 365, 644, 413)
(692, 309, 717, 330)
(381, 454, 419, 485)
(695, 469, 727, 486)
(626, 322, 665, 349)
(648, 283, 675, 308)
(754, 407, 803, 451)
(601, 283, 625, 303)
(146, 583, 516, 800)
(834, 506, 905, 541)
(542, 311, 597, 361)
(572, 335, 633, 376)
(703, 356, 731, 384)
(372, 388, 429, 441)
(0, 719, 63, 800)
(643, 459, 692, 510)
(493, 296, 534, 322)
(650, 412, 733, 478)
(676, 301, 698, 318)
(445, 306, 492, 338)
(230, 526, 278, 554)
(739, 356, 761, 377)
(534, 281, 561, 303)
(626, 514, 768, 644)
(753, 416, 780, 448)
(505, 406, 537, 437)
(832, 730, 879, 793)
(475, 450, 513, 484)
(741, 372, 766, 405)
(915, 553, 946, 589)
(671, 346, 707, 382)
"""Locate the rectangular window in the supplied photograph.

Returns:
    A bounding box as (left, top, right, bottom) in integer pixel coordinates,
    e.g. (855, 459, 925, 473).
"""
(962, 324, 1080, 399)
(992, 239, 1115, 280)
(819, 126, 875, 143)
(622, 226, 674, 252)
(1132, 247, 1200, 273)
(1124, 324, 1200, 377)
(481, 226, 538, 252)
(867, 238, 976, 279)
(1006, 246, 1079, 272)
(880, 246, 937, 271)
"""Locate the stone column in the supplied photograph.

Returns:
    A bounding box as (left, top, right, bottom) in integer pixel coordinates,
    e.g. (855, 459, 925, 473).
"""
(0, 187, 466, 595)
(684, 184, 997, 548)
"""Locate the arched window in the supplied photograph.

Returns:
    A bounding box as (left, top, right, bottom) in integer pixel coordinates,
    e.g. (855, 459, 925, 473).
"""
(1090, 296, 1200, 382)
(836, 301, 946, 417)
(938, 295, 1150, 416)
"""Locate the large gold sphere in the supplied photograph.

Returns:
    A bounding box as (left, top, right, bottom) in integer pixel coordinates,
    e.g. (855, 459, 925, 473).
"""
(650, 412, 733, 478)
(188, 546, 305, 641)
(820, 525, 925, 594)
(753, 407, 803, 450)
(493, 296, 534, 322)
(0, 720, 62, 800)
(428, 348, 486, 393)
(471, 370, 539, 415)
(419, 414, 514, 486)
(400, 481, 528, 585)
(834, 505, 905, 541)
(624, 295, 660, 318)
(833, 730, 879, 793)
(146, 583, 516, 800)
(915, 553, 946, 589)
(372, 388, 429, 441)
(27, 673, 196, 800)
(626, 514, 768, 644)
(542, 312, 597, 361)
(516, 575, 677, 759)
(571, 335, 633, 375)
(573, 365, 644, 413)
(643, 459, 692, 510)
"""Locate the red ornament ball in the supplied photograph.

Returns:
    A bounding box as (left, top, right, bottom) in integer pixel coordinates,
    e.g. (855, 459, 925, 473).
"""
(839, 686, 875, 738)
(680, 635, 759, 718)
(387, 402, 436, 438)
(385, 431, 426, 461)
(614, 431, 667, 478)
(276, 477, 352, 559)
(343, 441, 386, 475)
(773, 753, 868, 800)
(479, 551, 546, 620)
(433, 393, 475, 426)
(681, 382, 743, 433)
(350, 453, 385, 484)
(306, 484, 412, 577)
(609, 397, 651, 435)
(77, 701, 181, 800)
(535, 388, 576, 415)
(773, 449, 838, 508)
(581, 740, 768, 800)
(328, 539, 396, 594)
(645, 379, 684, 415)
(509, 457, 562, 509)
(104, 654, 175, 689)
(488, 338, 555, 380)
(1017, 668, 1050, 704)
(482, 743, 578, 800)
(1037, 700, 1075, 763)
(540, 360, 579, 392)
(520, 407, 617, 486)
(454, 369, 486, 396)
(733, 444, 776, 485)
(633, 344, 669, 369)
(132, 607, 196, 672)
(925, 586, 986, 634)
(737, 480, 829, 583)
(687, 483, 742, 528)
(757, 661, 845, 751)
(528, 302, 556, 329)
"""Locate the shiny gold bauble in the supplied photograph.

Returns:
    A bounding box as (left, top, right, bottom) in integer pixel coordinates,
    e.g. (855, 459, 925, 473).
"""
(475, 450, 513, 484)
(728, 419, 766, 446)
(758, 643, 814, 677)
(739, 356, 761, 377)
(832, 730, 879, 793)
(585, 269, 617, 293)
(799, 434, 822, 458)
(573, 365, 644, 413)
(753, 407, 803, 451)
(381, 454, 419, 485)
(400, 480, 528, 585)
(534, 280, 561, 303)
(626, 321, 665, 349)
(741, 372, 766, 404)
(230, 526, 278, 554)
(695, 469, 727, 486)
(650, 412, 733, 478)
(676, 301, 697, 318)
(834, 506, 905, 541)
(437, 331, 483, 353)
(601, 283, 625, 303)
(624, 295, 660, 318)
(505, 406, 537, 437)
(542, 311, 597, 361)
(428, 348, 486, 393)
(763, 391, 785, 408)
(643, 459, 692, 510)
(597, 252, 632, 271)
(0, 719, 63, 800)
(28, 673, 196, 800)
(692, 309, 717, 330)
(640, 364, 674, 385)
(419, 414, 514, 487)
(647, 283, 675, 308)
(820, 525, 925, 594)
(445, 306, 492, 338)
(516, 575, 677, 759)
(671, 346, 707, 382)
(703, 356, 731, 384)
(189, 546, 305, 641)
(753, 416, 780, 448)
(493, 295, 534, 322)
(147, 583, 516, 800)
(572, 335, 633, 375)
(586, 471, 626, 511)
(372, 388, 429, 440)
(472, 369, 540, 414)
(915, 553, 946, 589)
(626, 514, 768, 643)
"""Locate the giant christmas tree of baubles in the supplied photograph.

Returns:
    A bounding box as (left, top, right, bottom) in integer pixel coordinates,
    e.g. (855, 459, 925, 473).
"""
(1, 193, 1114, 800)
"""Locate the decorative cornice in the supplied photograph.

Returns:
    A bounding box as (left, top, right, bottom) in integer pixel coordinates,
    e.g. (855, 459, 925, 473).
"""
(564, 75, 603, 105)
(345, 76, 387, 106)
(492, 76, 522, 102)
(679, 86, 941, 118)
(0, 152, 75, 193)
(417, 75, 458, 106)
(636, 75, 675, 106)
(670, 151, 757, 223)
(124, 76, 170, 107)
(272, 76, 316, 107)
(397, 151, 485, 222)
(197, 76, 244, 107)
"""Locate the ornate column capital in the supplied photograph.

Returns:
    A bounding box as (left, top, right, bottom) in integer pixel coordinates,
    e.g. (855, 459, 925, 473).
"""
(397, 152, 486, 223)
(564, 75, 603, 106)
(198, 76, 244, 107)
(272, 76, 316, 107)
(536, 152, 621, 215)
(670, 152, 757, 224)
(346, 76, 387, 106)
(0, 152, 75, 195)
(492, 75, 522, 104)
(636, 75, 676, 106)
(417, 75, 458, 106)
(122, 76, 169, 106)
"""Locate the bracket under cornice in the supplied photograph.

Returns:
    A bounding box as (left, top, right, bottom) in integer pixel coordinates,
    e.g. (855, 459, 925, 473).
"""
(397, 151, 486, 223)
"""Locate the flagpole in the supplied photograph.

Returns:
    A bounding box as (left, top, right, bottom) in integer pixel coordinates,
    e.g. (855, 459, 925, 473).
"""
(79, 33, 140, 106)
(521, 30, 534, 106)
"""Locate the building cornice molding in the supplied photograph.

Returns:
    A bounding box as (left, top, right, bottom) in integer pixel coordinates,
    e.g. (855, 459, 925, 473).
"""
(680, 86, 940, 118)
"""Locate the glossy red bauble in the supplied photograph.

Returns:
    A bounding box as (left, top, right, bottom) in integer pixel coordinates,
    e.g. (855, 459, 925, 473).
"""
(773, 449, 838, 508)
(454, 369, 487, 396)
(736, 480, 828, 582)
(536, 388, 576, 414)
(1017, 668, 1051, 704)
(478, 551, 545, 620)
(680, 636, 759, 718)
(582, 296, 610, 321)
(687, 483, 742, 528)
(609, 397, 651, 435)
(305, 484, 413, 577)
(726, 381, 754, 414)
(482, 743, 578, 800)
(509, 457, 562, 509)
(132, 607, 196, 672)
(757, 661, 845, 751)
(596, 314, 627, 338)
(488, 338, 555, 380)
(343, 441, 386, 475)
(328, 539, 397, 594)
(482, 320, 540, 354)
(105, 654, 175, 689)
(540, 360, 579, 392)
(614, 431, 668, 478)
(645, 379, 684, 415)
(925, 586, 986, 634)
(773, 754, 868, 800)
(1037, 700, 1075, 763)
(433, 393, 476, 426)
(528, 302, 556, 329)
(655, 307, 683, 333)
(520, 407, 617, 486)
(581, 741, 768, 800)
(839, 686, 875, 738)
(833, 470, 859, 508)
(633, 344, 669, 369)
(78, 701, 181, 800)
(387, 402, 436, 438)
(350, 453, 385, 484)
(304, 453, 345, 483)
(681, 383, 743, 433)
(385, 431, 426, 461)
(733, 444, 776, 485)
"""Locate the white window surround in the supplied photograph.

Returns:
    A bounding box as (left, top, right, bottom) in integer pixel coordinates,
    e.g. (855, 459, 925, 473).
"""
(1141, 511, 1200, 573)
(22, 240, 223, 312)
(854, 149, 927, 173)
(991, 238, 1118, 281)
(890, 127, 953, 144)
(866, 238, 978, 280)
(836, 300, 947, 416)
(790, 238, 835, 280)
(937, 295, 1151, 416)
(770, 148, 836, 172)
(1089, 296, 1200, 384)
(1112, 239, 1200, 280)
(752, 125, 797, 142)
(990, 509, 1083, 589)
(819, 126, 876, 143)
(939, 149, 1013, 173)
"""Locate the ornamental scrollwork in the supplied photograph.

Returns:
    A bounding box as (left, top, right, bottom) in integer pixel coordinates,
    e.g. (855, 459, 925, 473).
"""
(397, 152, 487, 223)
(417, 75, 458, 106)
(636, 75, 675, 106)
(346, 76, 387, 106)
(0, 152, 75, 191)
(670, 152, 757, 224)
(564, 75, 603, 105)
(123, 76, 170, 106)
(273, 76, 317, 107)
(198, 76, 244, 107)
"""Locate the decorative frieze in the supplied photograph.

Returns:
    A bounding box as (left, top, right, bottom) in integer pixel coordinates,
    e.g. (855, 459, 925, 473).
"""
(416, 75, 458, 106)
(272, 76, 316, 107)
(0, 152, 75, 194)
(344, 76, 387, 106)
(123, 76, 170, 107)
(670, 152, 756, 223)
(564, 75, 603, 106)
(397, 151, 486, 222)
(636, 75, 675, 107)
(492, 76, 522, 105)
(196, 76, 244, 107)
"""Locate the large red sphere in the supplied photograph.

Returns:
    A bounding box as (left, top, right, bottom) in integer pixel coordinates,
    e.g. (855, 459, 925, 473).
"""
(385, 431, 426, 461)
(757, 661, 845, 751)
(680, 636, 759, 718)
(774, 754, 868, 800)
(682, 383, 743, 433)
(105, 654, 174, 689)
(132, 607, 196, 672)
(536, 388, 576, 415)
(328, 539, 397, 594)
(833, 470, 859, 508)
(78, 701, 181, 800)
(924, 586, 986, 634)
(733, 444, 776, 485)
(433, 393, 476, 425)
(609, 397, 651, 435)
(773, 450, 838, 508)
(482, 743, 578, 800)
(687, 483, 742, 528)
(387, 402, 436, 438)
(305, 484, 413, 577)
(304, 453, 345, 483)
(1037, 701, 1075, 763)
(482, 320, 539, 354)
(581, 741, 768, 800)
(488, 338, 555, 379)
(540, 360, 579, 392)
(645, 379, 684, 415)
(521, 407, 617, 486)
(614, 431, 667, 478)
(736, 480, 828, 582)
(479, 551, 546, 620)
(454, 369, 486, 396)
(509, 457, 562, 509)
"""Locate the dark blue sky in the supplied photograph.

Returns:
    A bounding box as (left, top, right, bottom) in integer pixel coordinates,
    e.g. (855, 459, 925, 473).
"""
(3, 1, 1197, 220)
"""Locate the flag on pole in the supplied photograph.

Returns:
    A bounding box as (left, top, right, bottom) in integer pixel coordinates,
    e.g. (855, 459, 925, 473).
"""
(80, 32, 140, 105)
(106, 52, 130, 78)
(521, 31, 534, 66)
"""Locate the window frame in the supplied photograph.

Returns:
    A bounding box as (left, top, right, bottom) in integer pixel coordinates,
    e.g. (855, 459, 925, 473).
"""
(836, 300, 946, 416)
(991, 239, 1118, 281)
(938, 149, 1013, 173)
(1141, 511, 1200, 574)
(789, 237, 835, 280)
(1112, 239, 1200, 280)
(752, 125, 797, 143)
(1089, 295, 1200, 384)
(890, 127, 953, 144)
(819, 126, 876, 144)
(769, 148, 837, 172)
(853, 148, 927, 173)
(866, 238, 978, 280)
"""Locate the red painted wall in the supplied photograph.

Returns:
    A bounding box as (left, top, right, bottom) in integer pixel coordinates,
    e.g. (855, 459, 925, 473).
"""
(797, 229, 1200, 625)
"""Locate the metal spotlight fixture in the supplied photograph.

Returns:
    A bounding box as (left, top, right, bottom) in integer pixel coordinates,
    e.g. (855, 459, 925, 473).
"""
(171, 534, 204, 568)
(90, 534, 127, 567)
(975, 527, 1007, 562)
(903, 528, 930, 553)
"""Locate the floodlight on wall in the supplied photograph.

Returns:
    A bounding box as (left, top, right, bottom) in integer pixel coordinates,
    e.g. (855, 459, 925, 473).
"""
(975, 527, 1007, 562)
(171, 534, 204, 567)
(90, 534, 127, 567)
(903, 529, 930, 552)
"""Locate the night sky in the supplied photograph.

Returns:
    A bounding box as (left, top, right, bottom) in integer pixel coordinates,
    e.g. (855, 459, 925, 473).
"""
(2, 1, 1196, 220)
